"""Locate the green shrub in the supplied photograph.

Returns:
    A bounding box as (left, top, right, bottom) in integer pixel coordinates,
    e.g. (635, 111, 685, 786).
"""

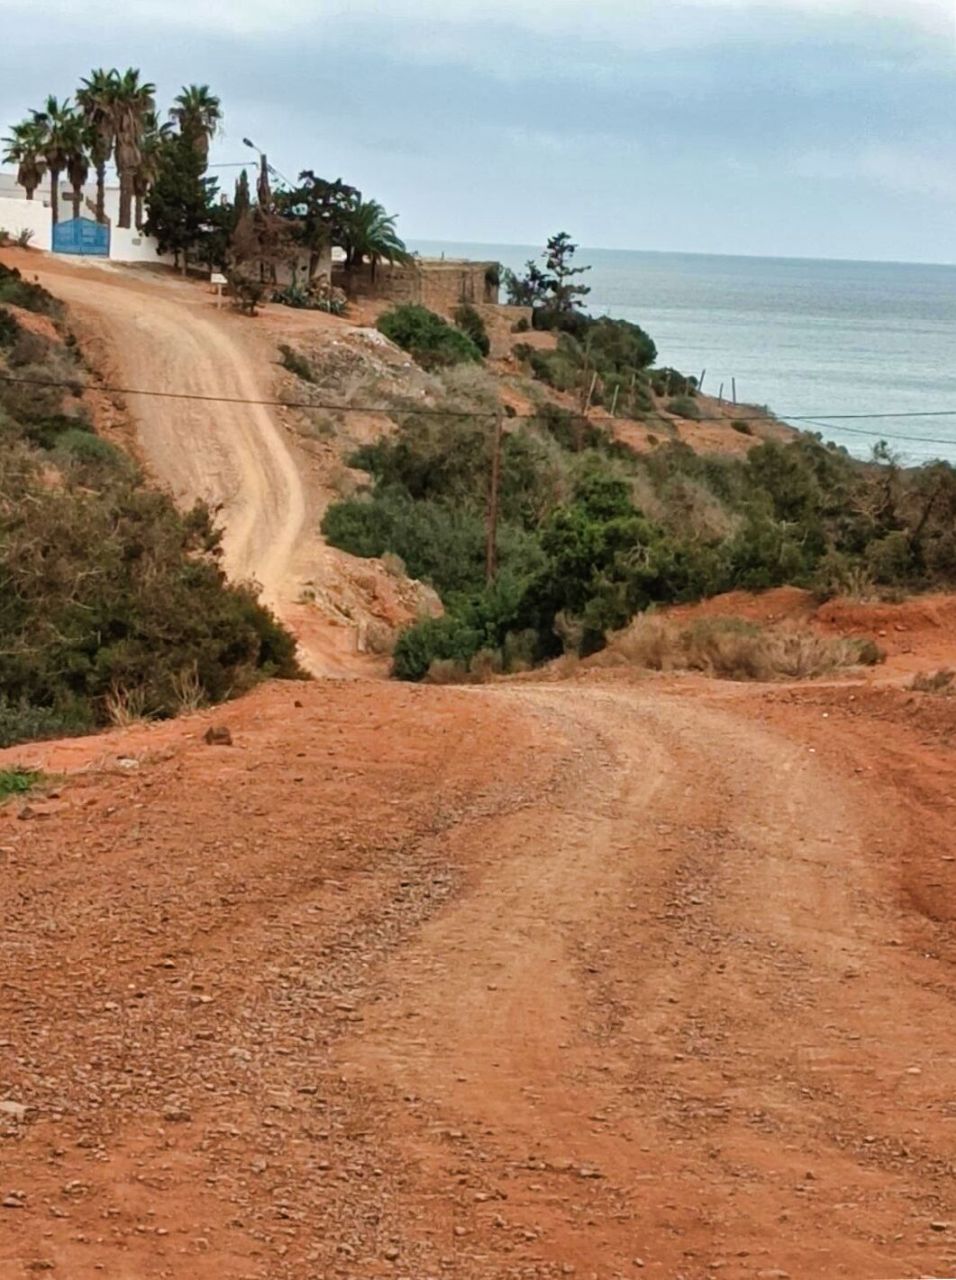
(667, 395, 702, 421)
(0, 766, 42, 801)
(392, 613, 483, 681)
(0, 307, 20, 347)
(378, 304, 482, 369)
(12, 412, 92, 451)
(55, 428, 133, 475)
(652, 368, 696, 397)
(0, 263, 61, 316)
(0, 698, 91, 749)
(0, 322, 305, 744)
(511, 316, 530, 334)
(453, 304, 490, 357)
(731, 419, 753, 436)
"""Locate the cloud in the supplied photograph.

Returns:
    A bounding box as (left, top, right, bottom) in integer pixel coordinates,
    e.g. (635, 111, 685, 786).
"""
(2, 0, 951, 39)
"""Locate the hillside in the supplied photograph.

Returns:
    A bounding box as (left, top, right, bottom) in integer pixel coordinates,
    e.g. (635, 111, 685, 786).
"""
(0, 256, 301, 746)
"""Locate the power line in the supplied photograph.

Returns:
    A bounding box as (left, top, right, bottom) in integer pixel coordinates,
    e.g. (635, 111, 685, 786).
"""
(3, 371, 956, 446)
(798, 419, 956, 450)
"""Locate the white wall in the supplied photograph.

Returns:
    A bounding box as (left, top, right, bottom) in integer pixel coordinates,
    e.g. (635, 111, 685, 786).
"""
(0, 196, 52, 252)
(110, 224, 174, 265)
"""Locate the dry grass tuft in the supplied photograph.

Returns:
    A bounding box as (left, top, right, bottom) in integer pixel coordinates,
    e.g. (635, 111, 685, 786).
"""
(104, 684, 152, 727)
(610, 614, 883, 682)
(909, 668, 955, 695)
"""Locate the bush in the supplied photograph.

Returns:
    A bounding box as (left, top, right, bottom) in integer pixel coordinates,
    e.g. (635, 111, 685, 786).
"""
(667, 395, 702, 421)
(731, 419, 753, 436)
(909, 668, 955, 694)
(392, 613, 483, 681)
(0, 766, 42, 801)
(279, 343, 315, 382)
(0, 698, 90, 749)
(453, 304, 490, 357)
(0, 308, 306, 745)
(0, 263, 61, 316)
(611, 615, 884, 681)
(272, 281, 346, 315)
(511, 316, 530, 334)
(378, 304, 482, 369)
(55, 428, 133, 475)
(652, 368, 696, 397)
(0, 307, 20, 348)
(227, 271, 266, 316)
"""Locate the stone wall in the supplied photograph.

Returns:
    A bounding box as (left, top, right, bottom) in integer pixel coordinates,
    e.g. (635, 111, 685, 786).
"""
(333, 259, 500, 312)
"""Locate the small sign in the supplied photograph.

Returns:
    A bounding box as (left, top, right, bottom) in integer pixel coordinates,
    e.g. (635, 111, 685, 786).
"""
(210, 272, 227, 285)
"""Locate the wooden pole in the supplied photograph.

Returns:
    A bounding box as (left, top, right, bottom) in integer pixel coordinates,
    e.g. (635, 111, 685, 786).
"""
(610, 384, 620, 417)
(698, 368, 706, 393)
(718, 382, 724, 404)
(485, 408, 503, 584)
(583, 371, 598, 415)
(732, 377, 737, 405)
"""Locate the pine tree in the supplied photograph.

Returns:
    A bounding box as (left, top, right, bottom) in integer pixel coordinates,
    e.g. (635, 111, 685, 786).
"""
(144, 134, 218, 271)
(544, 232, 591, 313)
(234, 168, 251, 222)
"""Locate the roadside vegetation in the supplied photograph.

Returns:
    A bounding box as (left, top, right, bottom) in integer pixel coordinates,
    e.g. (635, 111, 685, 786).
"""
(0, 767, 43, 803)
(605, 615, 882, 681)
(909, 668, 955, 695)
(0, 264, 302, 747)
(377, 304, 482, 369)
(320, 240, 956, 681)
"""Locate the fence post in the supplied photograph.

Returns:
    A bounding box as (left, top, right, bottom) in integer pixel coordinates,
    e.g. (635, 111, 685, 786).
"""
(485, 408, 504, 584)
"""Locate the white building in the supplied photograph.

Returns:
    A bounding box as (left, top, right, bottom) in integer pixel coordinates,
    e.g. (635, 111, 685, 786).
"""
(0, 169, 171, 263)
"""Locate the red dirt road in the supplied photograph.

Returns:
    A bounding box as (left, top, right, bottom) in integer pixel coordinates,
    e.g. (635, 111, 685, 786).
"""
(3, 248, 956, 1278)
(2, 672, 956, 1280)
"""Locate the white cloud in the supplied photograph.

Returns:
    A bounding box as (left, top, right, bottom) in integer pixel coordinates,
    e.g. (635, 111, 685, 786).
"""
(4, 0, 951, 39)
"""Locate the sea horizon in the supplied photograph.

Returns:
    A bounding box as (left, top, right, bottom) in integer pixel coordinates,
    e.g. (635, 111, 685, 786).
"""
(413, 239, 956, 272)
(408, 239, 956, 466)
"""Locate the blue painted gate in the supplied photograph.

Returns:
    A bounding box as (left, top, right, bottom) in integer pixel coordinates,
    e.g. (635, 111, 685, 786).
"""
(52, 217, 110, 256)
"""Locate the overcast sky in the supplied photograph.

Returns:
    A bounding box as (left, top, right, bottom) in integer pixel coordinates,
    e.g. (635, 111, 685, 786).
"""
(3, 0, 954, 262)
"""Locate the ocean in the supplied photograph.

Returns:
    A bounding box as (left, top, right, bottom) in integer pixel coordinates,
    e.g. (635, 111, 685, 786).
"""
(408, 241, 956, 466)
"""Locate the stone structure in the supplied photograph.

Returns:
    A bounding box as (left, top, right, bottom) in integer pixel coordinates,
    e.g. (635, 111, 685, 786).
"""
(333, 257, 500, 311)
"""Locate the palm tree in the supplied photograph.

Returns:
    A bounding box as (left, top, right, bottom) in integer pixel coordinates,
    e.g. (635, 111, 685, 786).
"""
(112, 68, 155, 229)
(2, 120, 47, 201)
(133, 110, 163, 231)
(341, 199, 410, 279)
(168, 84, 221, 169)
(62, 115, 92, 220)
(76, 68, 118, 224)
(31, 96, 76, 225)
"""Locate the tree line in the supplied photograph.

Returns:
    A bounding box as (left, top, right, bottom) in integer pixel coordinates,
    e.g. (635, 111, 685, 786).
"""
(2, 69, 412, 299)
(3, 71, 221, 230)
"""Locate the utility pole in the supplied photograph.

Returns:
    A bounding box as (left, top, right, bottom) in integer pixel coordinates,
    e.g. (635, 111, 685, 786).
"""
(485, 408, 504, 584)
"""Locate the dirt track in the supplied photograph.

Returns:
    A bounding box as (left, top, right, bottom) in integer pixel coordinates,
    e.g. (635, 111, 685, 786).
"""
(21, 257, 306, 611)
(2, 253, 956, 1278)
(2, 672, 956, 1279)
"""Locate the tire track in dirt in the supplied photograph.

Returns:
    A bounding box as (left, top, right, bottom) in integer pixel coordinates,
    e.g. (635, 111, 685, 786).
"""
(340, 683, 956, 1279)
(29, 264, 305, 610)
